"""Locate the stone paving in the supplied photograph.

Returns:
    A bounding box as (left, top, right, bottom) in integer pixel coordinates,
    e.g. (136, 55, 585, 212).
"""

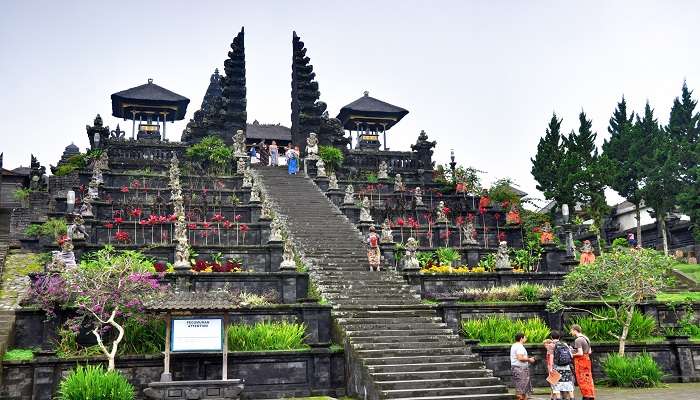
(523, 382, 700, 399)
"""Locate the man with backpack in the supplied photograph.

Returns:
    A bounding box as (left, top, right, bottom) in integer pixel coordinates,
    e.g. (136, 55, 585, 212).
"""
(545, 331, 574, 399)
(570, 324, 596, 400)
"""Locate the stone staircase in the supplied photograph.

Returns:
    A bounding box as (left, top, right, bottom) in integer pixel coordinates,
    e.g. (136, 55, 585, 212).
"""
(0, 211, 13, 386)
(256, 166, 511, 400)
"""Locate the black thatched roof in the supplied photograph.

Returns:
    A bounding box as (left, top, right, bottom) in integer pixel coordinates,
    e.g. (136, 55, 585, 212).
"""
(336, 92, 409, 130)
(246, 121, 291, 142)
(111, 79, 190, 120)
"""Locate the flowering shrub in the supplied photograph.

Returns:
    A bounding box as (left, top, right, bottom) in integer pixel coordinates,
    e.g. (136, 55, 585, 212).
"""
(22, 274, 69, 318)
(114, 231, 130, 243)
(425, 283, 553, 303)
(191, 258, 243, 273)
(420, 265, 473, 274)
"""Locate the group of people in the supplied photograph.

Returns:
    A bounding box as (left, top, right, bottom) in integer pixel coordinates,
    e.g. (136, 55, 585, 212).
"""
(248, 140, 301, 175)
(511, 325, 595, 400)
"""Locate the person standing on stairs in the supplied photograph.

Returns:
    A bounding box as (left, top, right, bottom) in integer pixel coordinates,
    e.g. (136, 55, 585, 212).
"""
(269, 141, 279, 166)
(285, 144, 298, 175)
(511, 332, 535, 400)
(366, 225, 381, 271)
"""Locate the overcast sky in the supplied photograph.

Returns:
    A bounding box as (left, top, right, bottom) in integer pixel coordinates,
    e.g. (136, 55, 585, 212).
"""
(1, 1, 698, 206)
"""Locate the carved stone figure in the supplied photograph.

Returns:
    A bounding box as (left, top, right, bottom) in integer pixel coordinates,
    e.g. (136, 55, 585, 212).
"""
(328, 173, 339, 190)
(360, 196, 373, 223)
(306, 132, 319, 160)
(378, 161, 389, 180)
(343, 184, 355, 205)
(68, 215, 89, 241)
(315, 158, 327, 177)
(260, 198, 274, 220)
(249, 182, 261, 203)
(236, 157, 247, 174)
(414, 187, 424, 207)
(380, 218, 394, 243)
(87, 179, 100, 200)
(540, 222, 555, 245)
(242, 169, 252, 188)
(461, 220, 478, 245)
(169, 155, 190, 271)
(79, 197, 93, 218)
(95, 151, 110, 171)
(403, 237, 420, 271)
(436, 201, 448, 223)
(233, 129, 247, 157)
(580, 240, 596, 265)
(495, 241, 512, 271)
(280, 238, 296, 270)
(268, 216, 284, 243)
(394, 173, 405, 192)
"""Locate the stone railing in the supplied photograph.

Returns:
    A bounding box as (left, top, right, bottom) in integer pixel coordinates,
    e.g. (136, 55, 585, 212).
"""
(343, 150, 421, 175)
(104, 139, 188, 171)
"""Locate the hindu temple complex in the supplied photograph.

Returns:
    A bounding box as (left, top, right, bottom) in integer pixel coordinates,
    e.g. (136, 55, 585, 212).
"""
(0, 26, 698, 400)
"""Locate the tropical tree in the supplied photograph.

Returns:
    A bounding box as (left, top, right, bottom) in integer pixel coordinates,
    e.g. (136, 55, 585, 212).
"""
(531, 113, 574, 211)
(548, 248, 674, 355)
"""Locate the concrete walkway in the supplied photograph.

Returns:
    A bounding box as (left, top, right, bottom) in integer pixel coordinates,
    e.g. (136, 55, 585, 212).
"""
(524, 382, 700, 399)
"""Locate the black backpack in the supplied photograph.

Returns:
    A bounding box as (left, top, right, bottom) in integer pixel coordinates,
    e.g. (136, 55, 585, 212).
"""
(553, 342, 572, 366)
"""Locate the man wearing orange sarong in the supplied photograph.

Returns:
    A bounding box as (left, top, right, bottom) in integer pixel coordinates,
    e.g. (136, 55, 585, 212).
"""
(570, 324, 595, 399)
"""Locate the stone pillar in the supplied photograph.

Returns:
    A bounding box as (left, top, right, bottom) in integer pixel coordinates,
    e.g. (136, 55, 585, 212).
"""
(667, 335, 698, 382)
(340, 205, 360, 224)
(380, 243, 395, 270)
(315, 176, 329, 191)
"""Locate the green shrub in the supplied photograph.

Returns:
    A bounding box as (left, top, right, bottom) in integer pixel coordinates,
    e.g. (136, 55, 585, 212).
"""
(518, 283, 542, 302)
(365, 172, 379, 183)
(461, 315, 549, 344)
(611, 237, 629, 249)
(227, 321, 308, 351)
(185, 136, 233, 173)
(24, 218, 67, 240)
(13, 188, 32, 201)
(602, 353, 663, 387)
(58, 365, 134, 400)
(3, 348, 34, 361)
(56, 320, 165, 358)
(79, 246, 155, 273)
(436, 247, 460, 265)
(319, 146, 344, 172)
(568, 308, 658, 342)
(477, 253, 496, 272)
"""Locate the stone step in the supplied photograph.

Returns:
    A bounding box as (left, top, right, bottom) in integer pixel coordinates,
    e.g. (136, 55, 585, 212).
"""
(345, 329, 456, 338)
(348, 335, 461, 344)
(340, 317, 443, 325)
(362, 355, 479, 366)
(342, 322, 447, 331)
(381, 385, 508, 399)
(375, 376, 500, 390)
(352, 340, 465, 351)
(382, 392, 513, 400)
(367, 362, 486, 373)
(356, 347, 467, 357)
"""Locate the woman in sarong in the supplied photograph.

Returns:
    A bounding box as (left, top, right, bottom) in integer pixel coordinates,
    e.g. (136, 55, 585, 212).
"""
(366, 226, 381, 271)
(285, 144, 298, 175)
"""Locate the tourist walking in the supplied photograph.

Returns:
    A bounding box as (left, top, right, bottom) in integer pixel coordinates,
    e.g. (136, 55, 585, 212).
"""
(293, 145, 301, 173)
(285, 144, 298, 175)
(258, 140, 269, 166)
(570, 324, 595, 400)
(366, 226, 381, 271)
(546, 331, 574, 399)
(249, 143, 257, 163)
(510, 332, 535, 400)
(269, 140, 279, 166)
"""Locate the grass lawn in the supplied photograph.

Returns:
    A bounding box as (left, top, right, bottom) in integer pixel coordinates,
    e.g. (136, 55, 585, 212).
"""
(657, 291, 700, 302)
(673, 262, 700, 283)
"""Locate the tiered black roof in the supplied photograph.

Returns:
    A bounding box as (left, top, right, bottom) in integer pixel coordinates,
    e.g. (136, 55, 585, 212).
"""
(336, 92, 409, 130)
(111, 79, 190, 120)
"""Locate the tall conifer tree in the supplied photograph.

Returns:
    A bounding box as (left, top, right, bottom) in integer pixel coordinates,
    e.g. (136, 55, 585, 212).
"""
(531, 113, 575, 211)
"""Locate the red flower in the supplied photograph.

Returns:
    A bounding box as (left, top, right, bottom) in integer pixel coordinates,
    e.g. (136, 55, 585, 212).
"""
(113, 217, 124, 224)
(120, 186, 129, 193)
(467, 213, 475, 222)
(442, 206, 451, 215)
(192, 260, 208, 272)
(224, 259, 242, 272)
(211, 262, 224, 272)
(139, 219, 149, 226)
(168, 214, 178, 222)
(130, 180, 141, 189)
(396, 217, 405, 226)
(533, 227, 542, 233)
(498, 231, 507, 242)
(440, 229, 452, 240)
(148, 215, 160, 225)
(202, 221, 211, 229)
(113, 209, 123, 217)
(239, 224, 249, 232)
(103, 223, 114, 229)
(478, 207, 487, 215)
(153, 261, 167, 273)
(456, 216, 465, 226)
(501, 200, 510, 209)
(158, 216, 168, 223)
(187, 223, 197, 230)
(199, 230, 209, 238)
(57, 235, 69, 246)
(223, 221, 233, 229)
(115, 231, 130, 243)
(494, 213, 501, 221)
(234, 214, 242, 222)
(212, 214, 225, 222)
(129, 208, 142, 218)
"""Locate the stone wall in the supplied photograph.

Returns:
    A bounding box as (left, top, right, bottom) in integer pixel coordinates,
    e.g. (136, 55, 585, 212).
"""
(1, 349, 345, 399)
(405, 272, 567, 294)
(472, 338, 700, 386)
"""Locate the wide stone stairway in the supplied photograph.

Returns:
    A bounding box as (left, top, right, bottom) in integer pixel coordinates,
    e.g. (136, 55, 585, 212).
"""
(256, 166, 512, 400)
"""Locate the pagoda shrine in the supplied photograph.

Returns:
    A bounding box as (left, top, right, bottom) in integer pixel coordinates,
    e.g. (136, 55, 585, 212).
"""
(336, 91, 408, 150)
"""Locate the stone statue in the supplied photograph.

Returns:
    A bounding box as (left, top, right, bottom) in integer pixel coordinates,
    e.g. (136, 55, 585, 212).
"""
(68, 215, 89, 241)
(79, 197, 93, 218)
(436, 201, 448, 223)
(169, 154, 190, 271)
(233, 129, 247, 157)
(380, 218, 394, 243)
(580, 240, 596, 264)
(249, 182, 261, 202)
(403, 237, 420, 271)
(394, 173, 405, 192)
(280, 238, 296, 270)
(360, 196, 373, 223)
(328, 173, 339, 190)
(461, 220, 478, 245)
(495, 241, 512, 271)
(315, 158, 327, 177)
(236, 157, 247, 174)
(260, 198, 274, 220)
(540, 222, 555, 245)
(414, 187, 424, 207)
(306, 132, 319, 160)
(87, 179, 99, 200)
(378, 161, 389, 180)
(58, 238, 77, 269)
(242, 169, 252, 188)
(343, 184, 355, 205)
(269, 216, 284, 243)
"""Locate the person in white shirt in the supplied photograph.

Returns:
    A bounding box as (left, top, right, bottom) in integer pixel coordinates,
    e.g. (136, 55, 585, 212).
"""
(510, 332, 535, 400)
